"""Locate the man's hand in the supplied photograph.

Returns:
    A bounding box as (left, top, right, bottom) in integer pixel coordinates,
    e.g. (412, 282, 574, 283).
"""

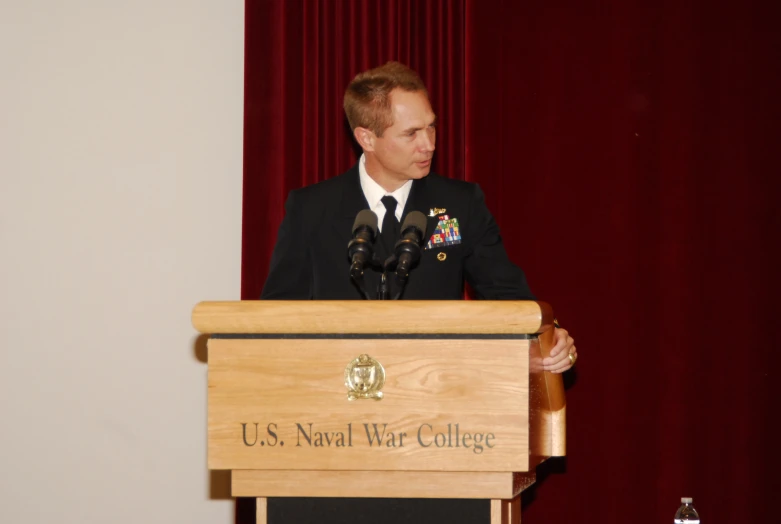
(542, 327, 577, 373)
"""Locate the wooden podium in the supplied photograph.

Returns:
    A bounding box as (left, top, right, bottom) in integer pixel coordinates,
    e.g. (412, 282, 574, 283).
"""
(192, 300, 566, 524)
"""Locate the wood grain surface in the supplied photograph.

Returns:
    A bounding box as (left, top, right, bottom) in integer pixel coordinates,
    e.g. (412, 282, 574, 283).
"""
(234, 470, 517, 499)
(208, 338, 530, 472)
(528, 332, 566, 461)
(193, 300, 553, 335)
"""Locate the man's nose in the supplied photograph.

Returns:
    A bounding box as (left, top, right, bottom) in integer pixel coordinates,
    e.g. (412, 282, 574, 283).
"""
(419, 130, 436, 152)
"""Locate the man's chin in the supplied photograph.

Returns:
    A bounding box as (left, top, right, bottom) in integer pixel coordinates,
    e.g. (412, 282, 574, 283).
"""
(408, 169, 430, 180)
(410, 162, 432, 178)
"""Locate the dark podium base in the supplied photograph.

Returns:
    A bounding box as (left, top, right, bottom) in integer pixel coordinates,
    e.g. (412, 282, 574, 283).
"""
(268, 497, 490, 524)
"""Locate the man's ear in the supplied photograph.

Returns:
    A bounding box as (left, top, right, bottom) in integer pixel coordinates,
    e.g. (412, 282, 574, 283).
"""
(353, 127, 375, 152)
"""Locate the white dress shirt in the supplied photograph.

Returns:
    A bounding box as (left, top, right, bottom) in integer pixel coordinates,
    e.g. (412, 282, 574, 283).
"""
(358, 154, 412, 232)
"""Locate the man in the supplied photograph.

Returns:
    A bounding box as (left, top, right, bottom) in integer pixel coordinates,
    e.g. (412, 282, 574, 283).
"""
(261, 61, 576, 523)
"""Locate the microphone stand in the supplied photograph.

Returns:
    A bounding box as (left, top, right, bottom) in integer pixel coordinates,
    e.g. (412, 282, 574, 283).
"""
(376, 255, 397, 300)
(377, 273, 390, 300)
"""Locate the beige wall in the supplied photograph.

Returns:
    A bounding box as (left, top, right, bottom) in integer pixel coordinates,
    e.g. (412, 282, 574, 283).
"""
(0, 2, 243, 522)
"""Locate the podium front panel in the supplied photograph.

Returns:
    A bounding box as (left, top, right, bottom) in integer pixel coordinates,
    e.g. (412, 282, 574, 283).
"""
(207, 337, 530, 473)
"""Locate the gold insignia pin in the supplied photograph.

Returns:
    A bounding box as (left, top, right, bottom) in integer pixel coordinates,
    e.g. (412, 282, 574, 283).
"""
(428, 207, 446, 216)
(345, 354, 385, 401)
(437, 252, 447, 261)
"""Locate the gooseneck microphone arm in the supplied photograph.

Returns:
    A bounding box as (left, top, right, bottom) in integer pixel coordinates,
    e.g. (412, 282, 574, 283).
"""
(347, 209, 378, 300)
(390, 211, 427, 300)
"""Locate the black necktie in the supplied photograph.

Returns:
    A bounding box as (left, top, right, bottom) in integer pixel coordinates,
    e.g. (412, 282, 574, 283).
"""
(380, 196, 399, 257)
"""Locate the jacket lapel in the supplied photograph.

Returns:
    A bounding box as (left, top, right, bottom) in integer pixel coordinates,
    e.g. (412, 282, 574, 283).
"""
(331, 164, 371, 256)
(403, 176, 437, 244)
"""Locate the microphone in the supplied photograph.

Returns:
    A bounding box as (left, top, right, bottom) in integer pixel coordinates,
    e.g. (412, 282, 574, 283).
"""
(393, 211, 427, 285)
(348, 209, 378, 281)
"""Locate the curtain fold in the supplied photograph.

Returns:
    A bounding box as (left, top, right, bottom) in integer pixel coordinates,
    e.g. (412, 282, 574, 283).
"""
(242, 1, 777, 522)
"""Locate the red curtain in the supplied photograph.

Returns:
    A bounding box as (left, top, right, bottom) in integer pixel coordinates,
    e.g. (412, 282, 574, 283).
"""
(242, 1, 778, 522)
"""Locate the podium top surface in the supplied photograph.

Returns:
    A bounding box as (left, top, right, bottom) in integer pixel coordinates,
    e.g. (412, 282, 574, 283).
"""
(192, 300, 553, 335)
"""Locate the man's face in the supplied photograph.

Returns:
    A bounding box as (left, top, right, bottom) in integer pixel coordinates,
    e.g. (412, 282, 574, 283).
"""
(370, 89, 437, 184)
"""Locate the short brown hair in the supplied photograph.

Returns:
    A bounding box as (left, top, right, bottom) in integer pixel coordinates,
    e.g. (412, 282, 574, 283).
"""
(344, 61, 428, 137)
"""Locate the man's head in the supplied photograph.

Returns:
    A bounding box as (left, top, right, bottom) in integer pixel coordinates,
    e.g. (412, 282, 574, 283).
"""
(344, 62, 437, 191)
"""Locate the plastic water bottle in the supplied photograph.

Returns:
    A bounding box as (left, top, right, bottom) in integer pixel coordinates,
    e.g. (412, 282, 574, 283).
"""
(674, 497, 700, 523)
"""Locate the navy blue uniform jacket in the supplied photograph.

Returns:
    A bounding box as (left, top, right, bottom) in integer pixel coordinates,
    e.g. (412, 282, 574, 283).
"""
(261, 164, 534, 300)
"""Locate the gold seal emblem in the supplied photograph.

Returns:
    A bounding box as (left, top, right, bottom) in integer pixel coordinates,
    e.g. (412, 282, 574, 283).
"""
(345, 354, 385, 401)
(437, 252, 447, 261)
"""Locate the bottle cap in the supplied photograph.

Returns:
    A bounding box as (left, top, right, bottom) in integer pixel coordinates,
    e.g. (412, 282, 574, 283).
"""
(681, 497, 693, 503)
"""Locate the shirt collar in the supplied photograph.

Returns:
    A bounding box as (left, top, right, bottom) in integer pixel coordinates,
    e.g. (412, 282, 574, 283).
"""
(358, 154, 413, 223)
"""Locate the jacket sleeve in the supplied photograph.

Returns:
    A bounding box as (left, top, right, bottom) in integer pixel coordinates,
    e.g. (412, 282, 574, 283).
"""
(260, 190, 313, 299)
(462, 184, 536, 300)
